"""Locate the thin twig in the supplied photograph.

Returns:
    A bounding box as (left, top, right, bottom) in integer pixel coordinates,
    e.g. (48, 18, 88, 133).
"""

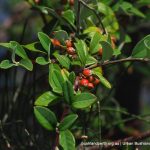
(101, 107, 150, 125)
(88, 57, 150, 69)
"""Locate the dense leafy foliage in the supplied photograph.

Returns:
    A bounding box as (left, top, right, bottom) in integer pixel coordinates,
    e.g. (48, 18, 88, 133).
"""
(0, 0, 150, 149)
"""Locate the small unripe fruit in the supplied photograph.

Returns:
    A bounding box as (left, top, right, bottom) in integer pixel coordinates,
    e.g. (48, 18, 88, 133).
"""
(80, 79, 89, 87)
(88, 83, 94, 89)
(34, 0, 40, 4)
(83, 69, 92, 77)
(51, 39, 61, 47)
(88, 76, 94, 82)
(67, 47, 76, 55)
(93, 78, 100, 85)
(69, 0, 74, 6)
(99, 48, 103, 56)
(65, 40, 72, 48)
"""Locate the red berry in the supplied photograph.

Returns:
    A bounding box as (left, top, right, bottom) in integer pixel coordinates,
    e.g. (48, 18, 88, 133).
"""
(67, 47, 76, 55)
(51, 39, 61, 47)
(88, 83, 94, 89)
(99, 48, 103, 56)
(80, 79, 89, 87)
(35, 0, 40, 4)
(69, 0, 74, 6)
(88, 76, 94, 82)
(93, 78, 100, 85)
(83, 69, 92, 77)
(65, 40, 72, 48)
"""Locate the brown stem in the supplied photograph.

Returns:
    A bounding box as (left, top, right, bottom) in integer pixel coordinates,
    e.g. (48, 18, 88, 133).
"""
(88, 57, 150, 69)
(54, 106, 69, 150)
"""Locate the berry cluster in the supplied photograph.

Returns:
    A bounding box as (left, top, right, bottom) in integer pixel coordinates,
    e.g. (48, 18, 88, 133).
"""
(51, 36, 76, 56)
(79, 69, 100, 89)
(65, 40, 76, 55)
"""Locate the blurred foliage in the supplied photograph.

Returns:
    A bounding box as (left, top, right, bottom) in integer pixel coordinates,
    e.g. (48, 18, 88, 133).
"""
(0, 0, 150, 149)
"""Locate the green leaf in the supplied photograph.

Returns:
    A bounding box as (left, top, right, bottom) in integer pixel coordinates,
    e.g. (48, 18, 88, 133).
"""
(0, 60, 14, 69)
(86, 55, 98, 66)
(83, 27, 101, 34)
(119, 2, 145, 18)
(0, 43, 11, 48)
(61, 69, 70, 81)
(74, 40, 88, 66)
(100, 41, 113, 61)
(63, 81, 74, 104)
(72, 93, 97, 109)
(62, 10, 75, 26)
(69, 72, 76, 85)
(97, 2, 119, 33)
(38, 32, 51, 52)
(53, 30, 68, 44)
(19, 59, 33, 71)
(23, 42, 46, 54)
(90, 32, 101, 54)
(92, 69, 111, 89)
(10, 41, 28, 59)
(59, 114, 78, 131)
(132, 35, 150, 58)
(59, 130, 75, 150)
(113, 49, 121, 56)
(53, 53, 70, 69)
(35, 91, 58, 106)
(129, 7, 145, 18)
(34, 106, 57, 131)
(49, 64, 64, 94)
(36, 57, 49, 65)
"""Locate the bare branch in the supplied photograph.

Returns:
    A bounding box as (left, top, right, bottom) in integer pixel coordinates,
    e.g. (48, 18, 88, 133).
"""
(88, 57, 150, 69)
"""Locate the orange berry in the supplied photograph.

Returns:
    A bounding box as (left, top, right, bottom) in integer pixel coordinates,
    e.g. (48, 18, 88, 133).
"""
(88, 83, 94, 89)
(99, 48, 103, 56)
(35, 0, 40, 4)
(83, 69, 92, 77)
(88, 76, 94, 82)
(65, 40, 72, 48)
(93, 78, 100, 85)
(80, 79, 89, 87)
(51, 39, 61, 47)
(67, 47, 76, 55)
(69, 0, 74, 6)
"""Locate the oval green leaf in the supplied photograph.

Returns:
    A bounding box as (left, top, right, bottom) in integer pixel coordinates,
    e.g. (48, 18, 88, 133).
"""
(36, 57, 49, 65)
(59, 130, 75, 150)
(38, 32, 51, 52)
(72, 93, 97, 109)
(0, 60, 14, 69)
(58, 114, 78, 131)
(35, 91, 58, 106)
(34, 106, 57, 131)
